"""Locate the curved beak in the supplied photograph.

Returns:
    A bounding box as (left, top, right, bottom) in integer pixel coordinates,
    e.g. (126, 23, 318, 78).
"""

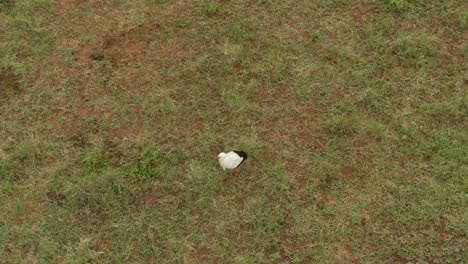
(213, 156, 220, 161)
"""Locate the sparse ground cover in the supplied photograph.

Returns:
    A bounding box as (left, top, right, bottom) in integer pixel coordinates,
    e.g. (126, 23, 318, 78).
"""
(1, 0, 467, 262)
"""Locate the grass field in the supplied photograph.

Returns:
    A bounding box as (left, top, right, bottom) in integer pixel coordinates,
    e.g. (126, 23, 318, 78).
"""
(1, 0, 467, 263)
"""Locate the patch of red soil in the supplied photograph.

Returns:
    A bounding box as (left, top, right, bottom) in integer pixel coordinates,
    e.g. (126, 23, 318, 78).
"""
(443, 38, 464, 62)
(90, 239, 113, 252)
(25, 200, 47, 227)
(354, 134, 382, 148)
(196, 246, 210, 262)
(46, 191, 67, 206)
(262, 142, 277, 161)
(423, 154, 432, 161)
(313, 136, 326, 151)
(336, 242, 358, 263)
(66, 104, 113, 137)
(16, 216, 25, 226)
(349, 3, 375, 23)
(133, 190, 158, 208)
(288, 159, 311, 186)
(186, 118, 203, 135)
(332, 89, 345, 101)
(356, 149, 372, 165)
(286, 239, 313, 251)
(394, 255, 410, 263)
(296, 169, 310, 189)
(339, 165, 354, 181)
(111, 125, 146, 140)
(190, 209, 201, 220)
(51, 4, 196, 141)
(4, 239, 14, 253)
(299, 133, 313, 145)
(318, 188, 330, 204)
(103, 24, 163, 62)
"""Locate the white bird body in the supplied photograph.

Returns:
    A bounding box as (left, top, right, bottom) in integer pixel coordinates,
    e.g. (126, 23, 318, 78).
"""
(218, 151, 245, 170)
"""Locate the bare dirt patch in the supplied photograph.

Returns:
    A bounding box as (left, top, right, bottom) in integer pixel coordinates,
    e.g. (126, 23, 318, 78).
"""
(336, 242, 358, 263)
(66, 105, 107, 136)
(318, 188, 331, 202)
(133, 190, 158, 208)
(339, 165, 354, 181)
(102, 23, 163, 64)
(313, 136, 326, 151)
(110, 125, 146, 140)
(262, 142, 277, 161)
(46, 191, 67, 206)
(25, 200, 47, 227)
(49, 1, 198, 143)
(350, 3, 375, 23)
(298, 133, 313, 146)
(4, 239, 14, 253)
(0, 69, 19, 98)
(289, 158, 311, 185)
(196, 246, 210, 262)
(90, 239, 113, 252)
(443, 37, 464, 62)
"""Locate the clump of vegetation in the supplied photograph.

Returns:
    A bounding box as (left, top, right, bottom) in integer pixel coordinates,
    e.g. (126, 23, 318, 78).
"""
(124, 146, 178, 181)
(203, 2, 222, 16)
(381, 0, 424, 12)
(457, 11, 467, 29)
(0, 139, 42, 181)
(390, 32, 436, 60)
(324, 113, 361, 137)
(382, 0, 411, 12)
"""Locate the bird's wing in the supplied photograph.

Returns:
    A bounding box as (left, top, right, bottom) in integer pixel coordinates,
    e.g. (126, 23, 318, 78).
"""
(226, 152, 244, 169)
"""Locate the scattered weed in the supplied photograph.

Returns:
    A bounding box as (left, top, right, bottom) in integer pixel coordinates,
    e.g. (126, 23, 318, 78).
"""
(203, 2, 222, 17)
(457, 11, 467, 30)
(366, 119, 388, 140)
(382, 0, 412, 12)
(324, 113, 361, 137)
(390, 31, 436, 60)
(124, 146, 178, 182)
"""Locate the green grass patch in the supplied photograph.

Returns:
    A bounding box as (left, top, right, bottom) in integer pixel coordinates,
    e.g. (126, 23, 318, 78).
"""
(1, 0, 467, 262)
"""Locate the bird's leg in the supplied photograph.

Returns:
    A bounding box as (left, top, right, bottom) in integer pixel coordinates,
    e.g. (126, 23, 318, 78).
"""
(229, 168, 239, 180)
(228, 170, 234, 181)
(233, 168, 240, 179)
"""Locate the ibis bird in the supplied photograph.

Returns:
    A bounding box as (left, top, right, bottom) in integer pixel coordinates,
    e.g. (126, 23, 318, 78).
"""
(215, 151, 248, 180)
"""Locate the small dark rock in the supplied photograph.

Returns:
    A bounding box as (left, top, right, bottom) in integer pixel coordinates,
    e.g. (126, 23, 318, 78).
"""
(90, 52, 105, 60)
